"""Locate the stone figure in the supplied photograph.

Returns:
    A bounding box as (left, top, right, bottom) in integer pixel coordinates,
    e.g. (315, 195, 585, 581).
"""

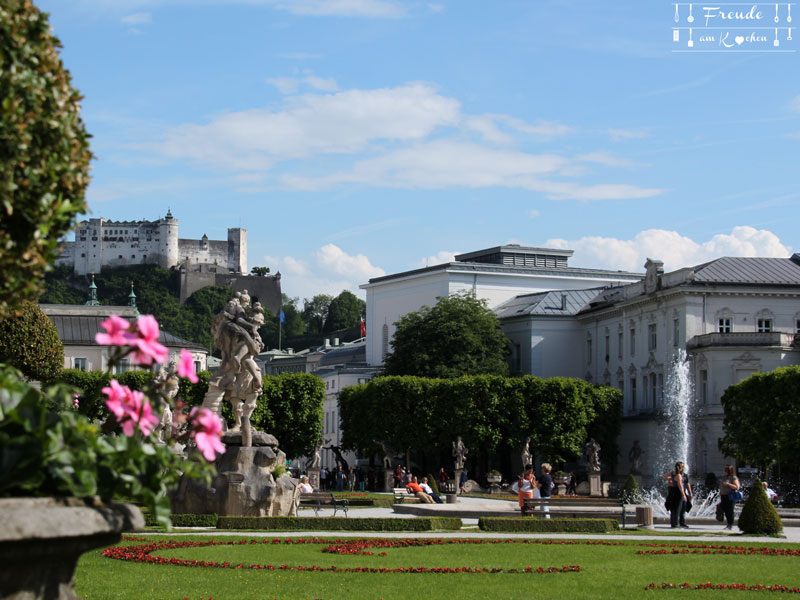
(375, 440, 403, 470)
(153, 360, 179, 444)
(309, 438, 325, 470)
(452, 436, 468, 471)
(628, 440, 643, 474)
(200, 290, 265, 446)
(584, 438, 601, 472)
(325, 443, 349, 472)
(521, 436, 533, 467)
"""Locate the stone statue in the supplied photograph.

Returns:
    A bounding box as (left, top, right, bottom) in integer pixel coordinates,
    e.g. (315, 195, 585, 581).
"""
(375, 440, 403, 469)
(521, 436, 533, 468)
(628, 440, 643, 474)
(452, 436, 468, 471)
(325, 443, 349, 472)
(153, 360, 179, 444)
(309, 438, 325, 470)
(200, 290, 265, 446)
(584, 438, 601, 472)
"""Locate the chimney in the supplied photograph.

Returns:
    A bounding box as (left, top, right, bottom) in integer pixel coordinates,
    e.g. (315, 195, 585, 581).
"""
(561, 294, 567, 310)
(334, 337, 340, 346)
(324, 339, 331, 349)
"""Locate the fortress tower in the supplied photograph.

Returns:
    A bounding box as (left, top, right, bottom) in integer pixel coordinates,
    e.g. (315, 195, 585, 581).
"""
(158, 209, 179, 269)
(227, 228, 247, 275)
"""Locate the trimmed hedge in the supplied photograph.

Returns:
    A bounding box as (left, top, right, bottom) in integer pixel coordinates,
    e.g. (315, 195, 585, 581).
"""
(738, 478, 783, 535)
(478, 517, 617, 533)
(144, 513, 218, 528)
(217, 516, 463, 531)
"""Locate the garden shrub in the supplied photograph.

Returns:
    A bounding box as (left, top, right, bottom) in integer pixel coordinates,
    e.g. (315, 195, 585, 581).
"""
(144, 512, 218, 528)
(478, 517, 617, 533)
(217, 516, 463, 531)
(0, 301, 63, 381)
(620, 473, 643, 504)
(738, 478, 782, 535)
(0, 0, 92, 317)
(427, 473, 440, 496)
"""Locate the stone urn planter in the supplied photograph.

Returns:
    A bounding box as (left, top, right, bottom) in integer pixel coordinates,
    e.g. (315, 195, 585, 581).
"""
(486, 473, 502, 494)
(0, 497, 144, 600)
(553, 474, 569, 496)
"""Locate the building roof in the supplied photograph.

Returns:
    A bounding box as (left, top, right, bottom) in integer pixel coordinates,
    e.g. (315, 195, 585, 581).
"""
(692, 255, 800, 285)
(318, 341, 366, 367)
(40, 304, 207, 352)
(495, 288, 606, 319)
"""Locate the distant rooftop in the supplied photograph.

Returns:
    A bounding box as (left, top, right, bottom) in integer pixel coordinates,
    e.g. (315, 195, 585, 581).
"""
(692, 255, 800, 285)
(455, 245, 574, 269)
(495, 288, 607, 320)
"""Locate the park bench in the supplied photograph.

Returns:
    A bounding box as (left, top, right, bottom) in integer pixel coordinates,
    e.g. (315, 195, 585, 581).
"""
(520, 496, 628, 525)
(393, 487, 421, 503)
(298, 492, 349, 517)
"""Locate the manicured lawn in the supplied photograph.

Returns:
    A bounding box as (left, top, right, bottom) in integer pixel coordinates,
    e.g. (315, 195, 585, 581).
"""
(75, 535, 800, 599)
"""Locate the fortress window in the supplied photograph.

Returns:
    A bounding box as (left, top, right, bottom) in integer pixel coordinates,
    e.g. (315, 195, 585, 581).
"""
(118, 255, 123, 259)
(80, 253, 85, 257)
(131, 254, 135, 258)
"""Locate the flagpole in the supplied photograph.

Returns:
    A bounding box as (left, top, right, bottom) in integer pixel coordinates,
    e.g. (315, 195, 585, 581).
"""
(278, 319, 282, 351)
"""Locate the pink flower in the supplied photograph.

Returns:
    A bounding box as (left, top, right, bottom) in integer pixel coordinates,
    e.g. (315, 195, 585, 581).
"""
(102, 379, 159, 437)
(178, 349, 199, 383)
(190, 407, 226, 461)
(130, 315, 169, 366)
(72, 394, 80, 409)
(95, 315, 135, 346)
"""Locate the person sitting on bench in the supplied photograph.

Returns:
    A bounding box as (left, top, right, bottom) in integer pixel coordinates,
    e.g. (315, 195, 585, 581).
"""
(406, 478, 435, 503)
(420, 477, 444, 503)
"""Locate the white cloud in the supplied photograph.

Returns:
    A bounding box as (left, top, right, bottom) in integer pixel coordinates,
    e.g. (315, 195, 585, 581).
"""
(546, 226, 791, 273)
(271, 0, 405, 18)
(157, 83, 460, 169)
(495, 116, 572, 137)
(121, 11, 151, 24)
(427, 3, 444, 13)
(417, 250, 458, 268)
(575, 152, 636, 168)
(267, 75, 339, 94)
(283, 139, 662, 201)
(304, 75, 339, 91)
(264, 244, 384, 300)
(607, 128, 649, 141)
(465, 116, 514, 145)
(266, 77, 300, 94)
(528, 209, 541, 218)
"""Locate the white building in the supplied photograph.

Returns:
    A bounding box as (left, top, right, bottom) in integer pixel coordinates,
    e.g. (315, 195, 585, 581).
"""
(495, 255, 800, 480)
(360, 244, 642, 367)
(56, 210, 246, 276)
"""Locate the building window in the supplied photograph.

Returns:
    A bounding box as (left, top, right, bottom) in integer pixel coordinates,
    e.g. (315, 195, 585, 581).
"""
(381, 324, 389, 361)
(642, 376, 648, 407)
(114, 359, 130, 374)
(718, 318, 732, 333)
(618, 331, 623, 359)
(699, 369, 708, 404)
(74, 357, 87, 371)
(648, 323, 657, 351)
(194, 360, 201, 373)
(586, 338, 592, 364)
(673, 318, 679, 347)
(630, 377, 637, 410)
(658, 373, 663, 404)
(650, 373, 658, 407)
(796, 319, 800, 333)
(512, 343, 521, 373)
(630, 328, 636, 355)
(604, 335, 610, 362)
(757, 318, 772, 332)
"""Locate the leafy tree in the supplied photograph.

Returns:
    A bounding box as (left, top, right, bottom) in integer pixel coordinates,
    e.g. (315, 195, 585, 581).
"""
(383, 292, 510, 378)
(323, 290, 365, 333)
(719, 366, 800, 472)
(250, 266, 270, 276)
(260, 295, 304, 349)
(0, 300, 63, 381)
(738, 478, 782, 534)
(302, 294, 333, 335)
(0, 1, 92, 317)
(256, 373, 324, 459)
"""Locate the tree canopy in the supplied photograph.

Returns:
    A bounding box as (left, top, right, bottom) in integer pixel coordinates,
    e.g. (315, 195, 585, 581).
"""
(383, 292, 510, 378)
(719, 366, 800, 472)
(0, 300, 64, 381)
(339, 375, 621, 472)
(302, 294, 334, 335)
(324, 290, 365, 333)
(0, 1, 92, 316)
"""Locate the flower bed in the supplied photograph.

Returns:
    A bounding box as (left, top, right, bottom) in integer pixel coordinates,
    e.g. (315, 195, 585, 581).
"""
(103, 538, 581, 575)
(645, 582, 800, 593)
(217, 516, 462, 531)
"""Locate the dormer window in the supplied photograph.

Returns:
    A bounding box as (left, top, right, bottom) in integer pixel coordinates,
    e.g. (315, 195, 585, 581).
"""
(757, 319, 772, 333)
(718, 318, 732, 333)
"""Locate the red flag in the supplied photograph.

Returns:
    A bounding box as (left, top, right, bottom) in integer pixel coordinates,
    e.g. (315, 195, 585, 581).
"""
(360, 316, 366, 337)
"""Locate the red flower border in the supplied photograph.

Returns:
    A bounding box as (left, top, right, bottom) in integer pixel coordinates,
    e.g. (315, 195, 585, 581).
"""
(646, 582, 800, 593)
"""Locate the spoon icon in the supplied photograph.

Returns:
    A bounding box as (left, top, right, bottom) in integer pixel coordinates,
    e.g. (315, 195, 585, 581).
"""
(688, 4, 695, 22)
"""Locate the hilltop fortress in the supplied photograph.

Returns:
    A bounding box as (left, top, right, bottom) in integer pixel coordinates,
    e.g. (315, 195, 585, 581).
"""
(56, 211, 282, 311)
(56, 210, 247, 276)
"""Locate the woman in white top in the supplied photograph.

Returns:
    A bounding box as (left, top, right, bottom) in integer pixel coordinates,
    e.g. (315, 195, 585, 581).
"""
(512, 464, 537, 508)
(298, 475, 313, 494)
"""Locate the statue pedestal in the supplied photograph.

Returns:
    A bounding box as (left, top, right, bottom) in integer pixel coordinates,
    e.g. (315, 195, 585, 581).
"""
(383, 469, 394, 492)
(307, 468, 320, 491)
(455, 469, 464, 492)
(589, 471, 602, 497)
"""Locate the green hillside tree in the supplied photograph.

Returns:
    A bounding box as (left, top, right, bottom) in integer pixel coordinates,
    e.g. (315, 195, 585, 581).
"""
(323, 290, 365, 333)
(383, 291, 510, 378)
(0, 300, 63, 381)
(0, 1, 92, 316)
(302, 294, 333, 335)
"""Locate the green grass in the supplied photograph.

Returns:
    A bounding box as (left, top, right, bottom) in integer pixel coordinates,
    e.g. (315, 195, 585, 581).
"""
(75, 534, 800, 599)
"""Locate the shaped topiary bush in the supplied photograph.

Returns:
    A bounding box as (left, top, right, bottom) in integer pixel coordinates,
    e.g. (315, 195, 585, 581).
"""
(427, 473, 440, 496)
(738, 478, 782, 535)
(0, 0, 92, 317)
(621, 473, 643, 504)
(0, 300, 63, 381)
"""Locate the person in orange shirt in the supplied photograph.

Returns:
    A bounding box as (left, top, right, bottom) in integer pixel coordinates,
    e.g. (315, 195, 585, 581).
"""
(406, 478, 435, 503)
(512, 464, 536, 508)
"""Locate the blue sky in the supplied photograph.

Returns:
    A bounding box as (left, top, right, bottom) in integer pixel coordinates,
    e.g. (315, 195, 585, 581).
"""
(39, 0, 800, 301)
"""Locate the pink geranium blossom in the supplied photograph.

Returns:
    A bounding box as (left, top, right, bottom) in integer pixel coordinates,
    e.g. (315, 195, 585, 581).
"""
(95, 314, 135, 346)
(102, 379, 159, 436)
(190, 407, 226, 461)
(178, 349, 199, 383)
(130, 315, 169, 366)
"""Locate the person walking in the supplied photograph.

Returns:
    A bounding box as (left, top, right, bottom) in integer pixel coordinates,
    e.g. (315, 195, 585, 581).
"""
(662, 461, 689, 529)
(539, 463, 553, 518)
(512, 464, 536, 510)
(719, 464, 740, 530)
